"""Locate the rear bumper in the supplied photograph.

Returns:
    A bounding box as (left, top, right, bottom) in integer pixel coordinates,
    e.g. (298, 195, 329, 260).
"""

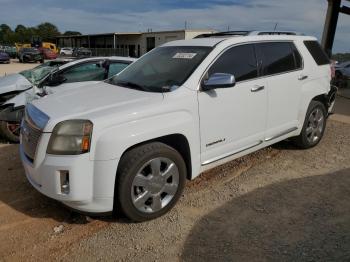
(327, 85, 338, 114)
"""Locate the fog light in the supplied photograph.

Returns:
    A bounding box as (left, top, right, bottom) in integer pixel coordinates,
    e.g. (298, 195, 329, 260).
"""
(60, 171, 70, 194)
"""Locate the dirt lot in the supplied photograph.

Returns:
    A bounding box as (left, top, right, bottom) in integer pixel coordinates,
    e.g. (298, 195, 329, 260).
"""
(0, 59, 38, 77)
(0, 63, 349, 261)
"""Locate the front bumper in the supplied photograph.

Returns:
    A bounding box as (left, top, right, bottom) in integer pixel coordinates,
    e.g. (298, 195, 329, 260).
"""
(20, 141, 119, 214)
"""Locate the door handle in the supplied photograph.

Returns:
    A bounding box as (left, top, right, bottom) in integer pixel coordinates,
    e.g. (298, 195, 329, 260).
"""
(298, 75, 308, 81)
(251, 85, 265, 92)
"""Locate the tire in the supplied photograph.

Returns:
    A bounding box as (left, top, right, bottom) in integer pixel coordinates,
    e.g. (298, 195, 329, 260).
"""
(115, 142, 187, 222)
(294, 101, 327, 149)
(0, 121, 20, 143)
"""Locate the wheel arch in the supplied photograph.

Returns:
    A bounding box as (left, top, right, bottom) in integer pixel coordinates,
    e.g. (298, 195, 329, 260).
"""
(117, 133, 192, 180)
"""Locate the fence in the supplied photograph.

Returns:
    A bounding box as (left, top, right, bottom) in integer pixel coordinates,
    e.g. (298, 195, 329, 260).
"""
(88, 48, 133, 57)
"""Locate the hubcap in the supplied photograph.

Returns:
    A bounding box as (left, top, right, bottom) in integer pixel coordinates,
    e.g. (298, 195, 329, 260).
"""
(306, 108, 325, 144)
(131, 157, 179, 213)
(6, 122, 20, 136)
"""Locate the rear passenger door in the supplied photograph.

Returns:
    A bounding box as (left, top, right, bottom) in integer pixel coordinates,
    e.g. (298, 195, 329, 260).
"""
(198, 44, 268, 164)
(256, 42, 304, 141)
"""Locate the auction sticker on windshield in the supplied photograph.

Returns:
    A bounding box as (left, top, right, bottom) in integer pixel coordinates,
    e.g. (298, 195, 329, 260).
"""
(173, 53, 197, 59)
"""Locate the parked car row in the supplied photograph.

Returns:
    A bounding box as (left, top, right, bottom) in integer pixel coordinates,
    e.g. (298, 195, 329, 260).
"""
(60, 47, 92, 57)
(0, 45, 92, 64)
(1, 31, 338, 222)
(334, 61, 350, 88)
(0, 45, 17, 58)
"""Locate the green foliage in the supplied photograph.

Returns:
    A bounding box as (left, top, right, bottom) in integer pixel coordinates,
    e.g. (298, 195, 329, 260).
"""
(0, 22, 81, 45)
(63, 31, 82, 36)
(332, 53, 350, 63)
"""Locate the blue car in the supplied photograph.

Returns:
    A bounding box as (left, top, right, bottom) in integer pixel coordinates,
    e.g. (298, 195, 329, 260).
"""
(0, 51, 10, 63)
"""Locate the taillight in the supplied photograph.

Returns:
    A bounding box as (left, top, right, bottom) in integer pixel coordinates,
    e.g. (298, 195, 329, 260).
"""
(330, 60, 336, 79)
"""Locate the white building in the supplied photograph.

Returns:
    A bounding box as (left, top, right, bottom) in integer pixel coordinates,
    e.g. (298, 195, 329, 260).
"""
(56, 29, 216, 57)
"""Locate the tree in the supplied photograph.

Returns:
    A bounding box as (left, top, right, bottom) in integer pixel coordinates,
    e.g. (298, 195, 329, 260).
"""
(0, 24, 13, 44)
(36, 22, 61, 41)
(63, 31, 82, 36)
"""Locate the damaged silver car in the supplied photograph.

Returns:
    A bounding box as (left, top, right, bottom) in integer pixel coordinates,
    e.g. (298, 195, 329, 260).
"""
(0, 56, 136, 142)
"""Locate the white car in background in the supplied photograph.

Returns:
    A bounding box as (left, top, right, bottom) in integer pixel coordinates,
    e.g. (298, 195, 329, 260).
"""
(0, 56, 136, 142)
(60, 47, 74, 56)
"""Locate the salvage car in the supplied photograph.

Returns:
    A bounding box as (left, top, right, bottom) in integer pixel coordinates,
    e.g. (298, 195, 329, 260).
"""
(0, 56, 135, 142)
(20, 31, 337, 222)
(39, 47, 58, 60)
(72, 47, 92, 57)
(60, 47, 73, 56)
(2, 46, 17, 58)
(18, 48, 44, 63)
(0, 51, 10, 63)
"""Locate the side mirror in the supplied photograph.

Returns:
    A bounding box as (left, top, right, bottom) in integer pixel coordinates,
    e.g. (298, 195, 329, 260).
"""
(48, 73, 66, 86)
(202, 73, 236, 91)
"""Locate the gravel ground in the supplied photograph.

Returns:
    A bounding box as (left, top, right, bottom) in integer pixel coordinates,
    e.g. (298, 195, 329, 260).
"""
(0, 59, 38, 77)
(0, 119, 349, 261)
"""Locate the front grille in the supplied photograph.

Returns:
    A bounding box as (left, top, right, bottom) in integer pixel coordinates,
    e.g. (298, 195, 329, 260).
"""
(21, 120, 42, 162)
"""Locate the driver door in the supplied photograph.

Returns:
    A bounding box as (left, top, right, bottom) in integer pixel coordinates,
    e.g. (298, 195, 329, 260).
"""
(198, 44, 268, 165)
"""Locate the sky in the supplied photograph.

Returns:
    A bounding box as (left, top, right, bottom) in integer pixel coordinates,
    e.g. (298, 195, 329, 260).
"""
(0, 0, 349, 52)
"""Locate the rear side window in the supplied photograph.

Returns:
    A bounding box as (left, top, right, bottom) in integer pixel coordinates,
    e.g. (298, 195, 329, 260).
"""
(257, 42, 297, 76)
(303, 41, 330, 65)
(208, 44, 258, 82)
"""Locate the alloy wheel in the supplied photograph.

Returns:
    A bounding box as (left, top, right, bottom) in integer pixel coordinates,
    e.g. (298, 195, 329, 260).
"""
(306, 108, 325, 144)
(131, 157, 179, 213)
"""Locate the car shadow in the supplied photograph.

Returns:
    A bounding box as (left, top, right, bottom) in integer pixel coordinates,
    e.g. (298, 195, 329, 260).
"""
(181, 169, 350, 262)
(0, 144, 124, 224)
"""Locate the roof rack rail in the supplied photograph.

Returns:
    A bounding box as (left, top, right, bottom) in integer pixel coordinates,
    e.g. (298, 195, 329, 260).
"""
(195, 30, 304, 39)
(250, 31, 304, 36)
(194, 31, 251, 38)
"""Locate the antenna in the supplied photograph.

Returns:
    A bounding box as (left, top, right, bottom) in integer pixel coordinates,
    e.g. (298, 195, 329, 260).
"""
(274, 23, 278, 32)
(185, 21, 187, 30)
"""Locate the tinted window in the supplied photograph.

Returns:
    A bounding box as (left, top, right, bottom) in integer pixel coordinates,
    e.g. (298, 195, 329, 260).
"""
(208, 44, 258, 82)
(63, 62, 106, 83)
(258, 42, 296, 76)
(108, 62, 129, 78)
(304, 41, 330, 65)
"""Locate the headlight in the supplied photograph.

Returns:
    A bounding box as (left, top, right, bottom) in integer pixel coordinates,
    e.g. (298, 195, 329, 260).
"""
(47, 120, 93, 155)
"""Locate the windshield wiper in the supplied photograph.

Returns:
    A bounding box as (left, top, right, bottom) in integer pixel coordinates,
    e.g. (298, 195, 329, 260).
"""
(114, 81, 150, 92)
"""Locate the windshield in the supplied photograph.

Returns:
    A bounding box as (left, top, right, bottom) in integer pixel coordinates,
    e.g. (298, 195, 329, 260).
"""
(19, 64, 59, 84)
(108, 46, 212, 92)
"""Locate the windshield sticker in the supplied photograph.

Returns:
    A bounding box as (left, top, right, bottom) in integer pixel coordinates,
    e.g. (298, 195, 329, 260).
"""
(173, 53, 197, 59)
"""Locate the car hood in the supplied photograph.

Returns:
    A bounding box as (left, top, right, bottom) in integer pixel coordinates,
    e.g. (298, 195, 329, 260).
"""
(0, 73, 32, 94)
(32, 82, 164, 129)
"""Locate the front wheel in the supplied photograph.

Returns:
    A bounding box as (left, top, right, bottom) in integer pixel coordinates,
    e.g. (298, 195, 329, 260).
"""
(0, 121, 20, 143)
(294, 101, 327, 149)
(115, 142, 186, 222)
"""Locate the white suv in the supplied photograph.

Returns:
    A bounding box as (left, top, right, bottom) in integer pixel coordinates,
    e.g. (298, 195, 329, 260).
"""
(20, 32, 336, 221)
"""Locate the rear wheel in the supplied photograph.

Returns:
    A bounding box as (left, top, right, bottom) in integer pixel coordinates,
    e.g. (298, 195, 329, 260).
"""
(115, 142, 186, 222)
(294, 101, 327, 149)
(0, 121, 20, 143)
